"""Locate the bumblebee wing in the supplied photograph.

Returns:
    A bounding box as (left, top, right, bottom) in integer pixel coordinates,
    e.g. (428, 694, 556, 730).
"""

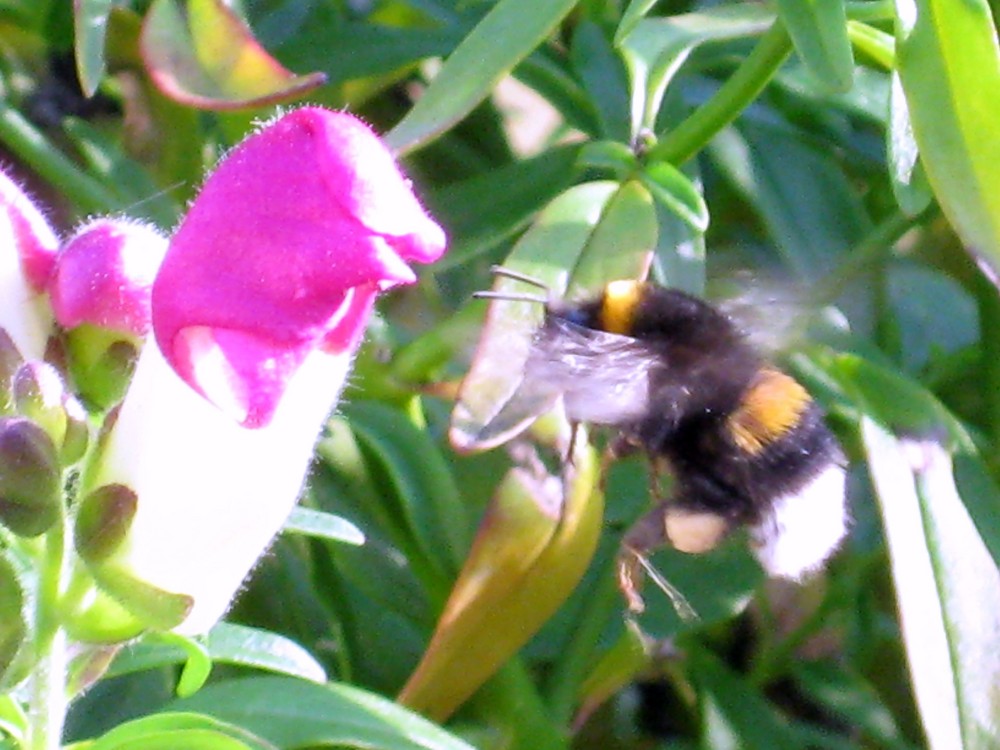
(526, 318, 661, 426)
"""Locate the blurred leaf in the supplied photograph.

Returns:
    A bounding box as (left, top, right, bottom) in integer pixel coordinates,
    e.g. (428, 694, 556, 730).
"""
(617, 5, 773, 136)
(61, 118, 181, 228)
(793, 661, 919, 750)
(573, 623, 650, 729)
(282, 507, 365, 547)
(86, 712, 274, 750)
(169, 677, 477, 750)
(689, 646, 802, 750)
(710, 121, 871, 279)
(426, 143, 582, 272)
(894, 0, 1000, 276)
(862, 419, 1000, 750)
(140, 0, 326, 110)
(74, 0, 113, 96)
(343, 401, 470, 577)
(385, 0, 578, 154)
(887, 73, 932, 217)
(399, 434, 603, 721)
(570, 21, 631, 142)
(640, 160, 709, 232)
(847, 19, 895, 70)
(775, 0, 854, 92)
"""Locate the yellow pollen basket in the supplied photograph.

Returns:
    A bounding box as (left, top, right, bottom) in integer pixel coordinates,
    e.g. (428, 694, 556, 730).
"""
(599, 280, 644, 335)
(728, 369, 811, 455)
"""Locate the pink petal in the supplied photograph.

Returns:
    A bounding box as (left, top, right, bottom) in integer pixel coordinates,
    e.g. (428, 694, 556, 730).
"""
(0, 170, 59, 292)
(152, 107, 446, 426)
(49, 219, 168, 335)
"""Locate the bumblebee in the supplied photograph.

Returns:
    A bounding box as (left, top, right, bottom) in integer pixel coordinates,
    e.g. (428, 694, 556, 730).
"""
(459, 267, 847, 610)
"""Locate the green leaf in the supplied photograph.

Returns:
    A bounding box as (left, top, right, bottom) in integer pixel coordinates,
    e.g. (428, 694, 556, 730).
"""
(282, 507, 365, 546)
(169, 677, 478, 750)
(640, 160, 709, 232)
(343, 401, 470, 576)
(570, 21, 631, 142)
(775, 0, 854, 92)
(887, 73, 933, 217)
(861, 419, 1000, 749)
(62, 118, 182, 228)
(74, 0, 113, 96)
(689, 646, 802, 750)
(617, 5, 774, 136)
(710, 121, 871, 279)
(793, 661, 918, 750)
(106, 624, 326, 685)
(894, 0, 1000, 275)
(385, 0, 579, 154)
(87, 713, 273, 750)
(425, 143, 582, 272)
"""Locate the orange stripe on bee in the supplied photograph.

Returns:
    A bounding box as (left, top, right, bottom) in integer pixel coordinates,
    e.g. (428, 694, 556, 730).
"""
(728, 369, 811, 455)
(599, 280, 644, 335)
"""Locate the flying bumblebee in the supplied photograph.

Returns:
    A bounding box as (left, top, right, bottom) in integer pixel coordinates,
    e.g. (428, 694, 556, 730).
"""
(451, 267, 847, 610)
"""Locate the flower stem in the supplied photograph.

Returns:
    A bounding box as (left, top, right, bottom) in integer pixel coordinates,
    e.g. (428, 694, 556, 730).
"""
(645, 21, 793, 167)
(26, 520, 69, 750)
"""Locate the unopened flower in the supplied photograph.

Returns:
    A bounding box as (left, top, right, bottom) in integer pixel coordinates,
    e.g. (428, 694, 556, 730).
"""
(0, 171, 58, 362)
(49, 218, 167, 337)
(86, 107, 446, 634)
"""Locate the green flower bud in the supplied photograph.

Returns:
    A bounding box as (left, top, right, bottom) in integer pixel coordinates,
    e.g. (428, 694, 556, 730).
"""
(64, 326, 139, 411)
(0, 329, 24, 414)
(74, 484, 137, 564)
(13, 362, 68, 447)
(0, 417, 61, 536)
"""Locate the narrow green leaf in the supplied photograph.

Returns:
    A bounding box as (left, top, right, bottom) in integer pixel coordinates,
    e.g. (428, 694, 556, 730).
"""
(689, 646, 802, 750)
(861, 419, 1000, 750)
(617, 6, 774, 137)
(425, 143, 582, 272)
(846, 19, 895, 69)
(640, 160, 709, 231)
(0, 554, 26, 687)
(75, 0, 113, 96)
(344, 401, 469, 575)
(894, 0, 1000, 275)
(206, 624, 326, 684)
(385, 0, 579, 154)
(87, 713, 273, 750)
(775, 0, 854, 92)
(570, 21, 631, 142)
(887, 72, 933, 217)
(169, 677, 478, 750)
(282, 506, 365, 546)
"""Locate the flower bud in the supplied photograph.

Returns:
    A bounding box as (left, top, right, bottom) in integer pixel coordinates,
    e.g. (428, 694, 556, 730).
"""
(0, 329, 24, 414)
(0, 171, 57, 362)
(0, 417, 61, 537)
(74, 484, 137, 564)
(12, 362, 68, 447)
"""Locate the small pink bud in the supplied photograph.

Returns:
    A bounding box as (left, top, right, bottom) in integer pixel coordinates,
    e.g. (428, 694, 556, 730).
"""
(49, 218, 168, 336)
(152, 107, 447, 427)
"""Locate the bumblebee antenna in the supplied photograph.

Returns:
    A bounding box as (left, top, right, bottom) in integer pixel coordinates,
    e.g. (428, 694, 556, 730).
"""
(473, 290, 548, 305)
(488, 265, 550, 290)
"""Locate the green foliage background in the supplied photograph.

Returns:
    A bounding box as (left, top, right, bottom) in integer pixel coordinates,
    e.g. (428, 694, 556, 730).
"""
(2, 0, 1000, 748)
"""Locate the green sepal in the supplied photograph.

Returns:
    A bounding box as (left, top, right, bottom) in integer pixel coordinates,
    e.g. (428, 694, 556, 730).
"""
(74, 484, 138, 564)
(0, 553, 29, 688)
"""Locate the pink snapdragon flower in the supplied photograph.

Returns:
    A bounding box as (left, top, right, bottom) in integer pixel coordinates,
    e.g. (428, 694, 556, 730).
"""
(153, 107, 446, 427)
(0, 171, 58, 361)
(88, 108, 446, 633)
